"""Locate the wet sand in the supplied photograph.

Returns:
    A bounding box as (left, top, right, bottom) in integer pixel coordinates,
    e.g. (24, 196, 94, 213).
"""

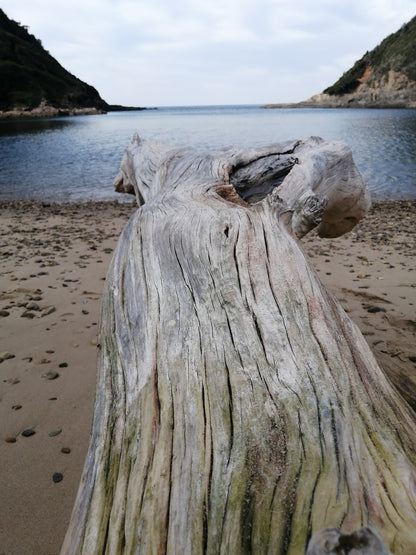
(0, 199, 415, 554)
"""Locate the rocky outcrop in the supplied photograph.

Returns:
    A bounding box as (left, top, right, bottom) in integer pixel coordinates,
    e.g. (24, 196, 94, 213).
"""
(264, 68, 416, 110)
(265, 15, 416, 109)
(301, 70, 416, 108)
(0, 101, 107, 118)
(264, 74, 416, 110)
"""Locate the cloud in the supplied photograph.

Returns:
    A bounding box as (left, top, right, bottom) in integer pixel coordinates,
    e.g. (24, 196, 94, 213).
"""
(1, 0, 415, 105)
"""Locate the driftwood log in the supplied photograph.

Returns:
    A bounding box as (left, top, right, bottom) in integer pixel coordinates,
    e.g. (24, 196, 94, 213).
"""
(62, 136, 416, 554)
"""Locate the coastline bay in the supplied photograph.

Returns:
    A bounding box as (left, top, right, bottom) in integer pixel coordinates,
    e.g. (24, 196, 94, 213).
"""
(0, 105, 415, 202)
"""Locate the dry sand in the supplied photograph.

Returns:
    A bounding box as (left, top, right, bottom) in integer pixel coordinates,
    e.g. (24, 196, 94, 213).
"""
(0, 198, 415, 554)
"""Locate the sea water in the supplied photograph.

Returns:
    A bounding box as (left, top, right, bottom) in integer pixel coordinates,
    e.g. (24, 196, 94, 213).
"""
(0, 105, 415, 201)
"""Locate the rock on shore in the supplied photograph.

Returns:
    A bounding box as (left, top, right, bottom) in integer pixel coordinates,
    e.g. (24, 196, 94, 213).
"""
(0, 102, 107, 119)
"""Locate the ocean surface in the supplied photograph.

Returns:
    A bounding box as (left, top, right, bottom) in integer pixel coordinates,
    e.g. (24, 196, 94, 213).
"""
(0, 105, 415, 202)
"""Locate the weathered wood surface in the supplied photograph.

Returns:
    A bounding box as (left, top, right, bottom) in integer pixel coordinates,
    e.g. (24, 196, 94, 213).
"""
(306, 526, 390, 554)
(63, 136, 416, 554)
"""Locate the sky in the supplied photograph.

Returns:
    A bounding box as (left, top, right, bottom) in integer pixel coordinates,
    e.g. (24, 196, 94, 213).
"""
(2, 0, 416, 107)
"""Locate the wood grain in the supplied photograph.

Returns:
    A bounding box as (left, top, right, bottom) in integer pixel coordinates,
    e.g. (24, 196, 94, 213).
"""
(63, 136, 416, 554)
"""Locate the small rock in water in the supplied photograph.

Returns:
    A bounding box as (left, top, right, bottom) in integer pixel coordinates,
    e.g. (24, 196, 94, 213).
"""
(49, 429, 62, 437)
(409, 356, 416, 363)
(22, 429, 36, 437)
(61, 447, 71, 454)
(0, 310, 10, 317)
(58, 362, 68, 368)
(12, 404, 22, 410)
(42, 371, 60, 380)
(52, 472, 63, 483)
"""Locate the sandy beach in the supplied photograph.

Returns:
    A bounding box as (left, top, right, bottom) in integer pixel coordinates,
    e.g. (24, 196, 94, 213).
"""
(0, 198, 415, 554)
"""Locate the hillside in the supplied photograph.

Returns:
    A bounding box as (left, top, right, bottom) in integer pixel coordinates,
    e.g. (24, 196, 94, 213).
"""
(265, 15, 416, 109)
(0, 9, 143, 116)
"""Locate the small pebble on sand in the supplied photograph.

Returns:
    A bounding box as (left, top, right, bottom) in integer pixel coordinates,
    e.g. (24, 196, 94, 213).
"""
(42, 371, 59, 380)
(0, 351, 15, 362)
(367, 306, 386, 313)
(41, 306, 56, 316)
(26, 301, 40, 310)
(5, 437, 17, 443)
(21, 311, 36, 319)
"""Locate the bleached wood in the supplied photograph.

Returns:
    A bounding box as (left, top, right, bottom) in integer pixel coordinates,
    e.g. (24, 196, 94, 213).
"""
(63, 136, 416, 554)
(306, 527, 390, 554)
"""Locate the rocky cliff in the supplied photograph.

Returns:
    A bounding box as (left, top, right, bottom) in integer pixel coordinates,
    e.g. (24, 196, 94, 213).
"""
(265, 15, 416, 109)
(304, 70, 416, 108)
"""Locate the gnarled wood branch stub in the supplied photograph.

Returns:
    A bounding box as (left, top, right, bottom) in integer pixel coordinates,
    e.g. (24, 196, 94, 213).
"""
(63, 136, 416, 554)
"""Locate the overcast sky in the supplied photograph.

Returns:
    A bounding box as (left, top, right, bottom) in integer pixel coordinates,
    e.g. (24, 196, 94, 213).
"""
(2, 0, 415, 107)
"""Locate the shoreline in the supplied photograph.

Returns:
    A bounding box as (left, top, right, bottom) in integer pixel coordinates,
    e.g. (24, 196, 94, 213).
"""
(262, 101, 416, 109)
(1, 198, 415, 554)
(0, 104, 147, 120)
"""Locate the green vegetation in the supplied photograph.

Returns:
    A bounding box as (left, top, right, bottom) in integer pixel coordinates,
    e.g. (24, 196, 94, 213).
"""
(324, 15, 416, 96)
(0, 9, 108, 111)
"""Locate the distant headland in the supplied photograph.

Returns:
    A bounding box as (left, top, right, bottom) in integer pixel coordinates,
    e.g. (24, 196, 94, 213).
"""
(264, 15, 416, 110)
(0, 9, 146, 118)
